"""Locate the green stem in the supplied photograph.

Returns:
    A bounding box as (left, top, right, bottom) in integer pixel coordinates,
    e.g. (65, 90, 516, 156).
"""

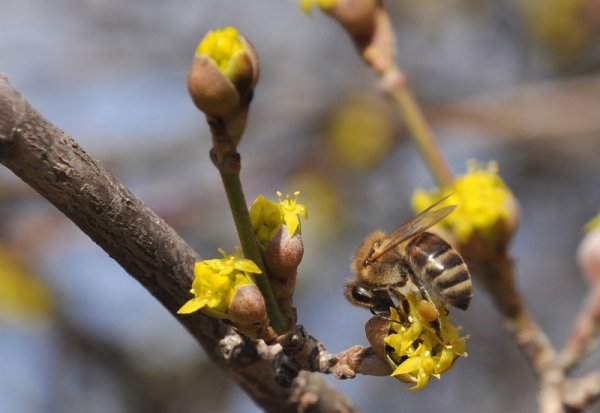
(216, 154, 289, 334)
(382, 68, 454, 188)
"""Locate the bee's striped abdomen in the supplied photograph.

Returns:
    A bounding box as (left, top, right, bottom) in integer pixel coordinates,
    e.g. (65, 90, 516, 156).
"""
(407, 232, 472, 310)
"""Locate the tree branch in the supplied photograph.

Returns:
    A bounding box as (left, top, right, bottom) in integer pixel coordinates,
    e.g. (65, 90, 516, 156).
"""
(0, 75, 358, 413)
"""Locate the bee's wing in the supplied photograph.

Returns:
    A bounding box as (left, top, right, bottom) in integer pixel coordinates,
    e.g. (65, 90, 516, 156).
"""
(370, 199, 456, 263)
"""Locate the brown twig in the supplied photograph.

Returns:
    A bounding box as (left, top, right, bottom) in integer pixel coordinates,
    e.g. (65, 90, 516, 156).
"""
(468, 254, 573, 413)
(560, 286, 600, 371)
(469, 249, 600, 412)
(0, 75, 358, 413)
(469, 255, 556, 377)
(563, 373, 600, 411)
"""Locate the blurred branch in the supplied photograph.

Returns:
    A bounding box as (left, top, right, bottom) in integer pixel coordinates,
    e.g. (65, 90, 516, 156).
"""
(433, 74, 600, 146)
(0, 75, 358, 413)
(54, 308, 232, 412)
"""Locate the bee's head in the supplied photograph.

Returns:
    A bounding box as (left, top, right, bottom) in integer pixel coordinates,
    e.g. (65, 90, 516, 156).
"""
(344, 281, 394, 312)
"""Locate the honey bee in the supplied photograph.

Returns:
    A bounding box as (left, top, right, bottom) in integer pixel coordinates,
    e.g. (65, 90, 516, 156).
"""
(345, 199, 472, 315)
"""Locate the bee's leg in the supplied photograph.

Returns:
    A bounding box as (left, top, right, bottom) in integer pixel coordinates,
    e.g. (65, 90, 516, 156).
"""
(368, 308, 403, 326)
(369, 308, 379, 317)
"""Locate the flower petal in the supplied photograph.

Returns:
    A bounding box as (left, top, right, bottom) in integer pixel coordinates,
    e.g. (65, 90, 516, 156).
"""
(284, 211, 300, 236)
(234, 258, 262, 274)
(177, 298, 207, 314)
(392, 356, 421, 376)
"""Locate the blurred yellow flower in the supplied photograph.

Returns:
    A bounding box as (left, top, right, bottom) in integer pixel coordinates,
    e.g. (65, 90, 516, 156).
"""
(329, 95, 394, 169)
(412, 160, 514, 243)
(518, 0, 588, 64)
(299, 0, 337, 14)
(249, 192, 307, 246)
(385, 294, 468, 390)
(585, 213, 600, 233)
(177, 248, 261, 316)
(287, 172, 342, 238)
(0, 247, 53, 319)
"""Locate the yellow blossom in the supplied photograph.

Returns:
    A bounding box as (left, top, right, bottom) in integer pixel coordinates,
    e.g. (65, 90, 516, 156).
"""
(384, 294, 468, 390)
(329, 95, 393, 169)
(299, 0, 337, 15)
(196, 27, 245, 76)
(249, 192, 308, 246)
(412, 160, 514, 243)
(0, 246, 54, 319)
(278, 191, 308, 236)
(518, 0, 588, 65)
(177, 248, 261, 317)
(585, 213, 600, 233)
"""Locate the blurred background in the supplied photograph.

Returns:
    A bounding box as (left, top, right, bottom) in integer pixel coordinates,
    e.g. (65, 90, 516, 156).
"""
(1, 0, 600, 412)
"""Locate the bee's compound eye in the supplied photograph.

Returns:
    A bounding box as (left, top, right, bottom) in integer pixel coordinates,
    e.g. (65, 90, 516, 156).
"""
(352, 286, 374, 304)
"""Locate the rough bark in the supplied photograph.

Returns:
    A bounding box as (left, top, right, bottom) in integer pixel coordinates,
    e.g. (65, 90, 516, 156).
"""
(0, 75, 357, 413)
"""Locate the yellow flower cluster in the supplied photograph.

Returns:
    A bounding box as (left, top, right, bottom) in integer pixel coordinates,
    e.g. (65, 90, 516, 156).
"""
(412, 160, 513, 243)
(249, 192, 308, 246)
(177, 249, 261, 316)
(196, 27, 244, 74)
(385, 294, 468, 390)
(298, 0, 337, 14)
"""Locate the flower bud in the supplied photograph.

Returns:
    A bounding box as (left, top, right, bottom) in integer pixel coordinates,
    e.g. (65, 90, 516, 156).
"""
(325, 0, 378, 46)
(578, 216, 600, 285)
(227, 284, 268, 326)
(187, 27, 259, 118)
(323, 0, 395, 74)
(263, 226, 304, 281)
(365, 315, 416, 385)
(365, 315, 392, 363)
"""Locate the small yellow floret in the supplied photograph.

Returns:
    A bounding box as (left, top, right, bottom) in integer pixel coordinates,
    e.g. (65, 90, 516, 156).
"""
(249, 192, 307, 246)
(177, 248, 261, 316)
(196, 27, 245, 73)
(384, 294, 468, 390)
(298, 0, 338, 15)
(412, 160, 513, 243)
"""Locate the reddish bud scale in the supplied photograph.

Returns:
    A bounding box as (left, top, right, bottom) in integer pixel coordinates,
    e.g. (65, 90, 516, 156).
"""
(263, 226, 304, 281)
(579, 228, 600, 285)
(227, 284, 268, 326)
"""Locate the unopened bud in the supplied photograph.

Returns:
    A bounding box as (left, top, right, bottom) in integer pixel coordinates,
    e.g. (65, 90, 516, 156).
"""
(365, 315, 391, 364)
(326, 0, 378, 45)
(227, 284, 268, 327)
(578, 222, 600, 285)
(325, 0, 395, 74)
(263, 226, 304, 281)
(356, 351, 393, 377)
(365, 315, 415, 383)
